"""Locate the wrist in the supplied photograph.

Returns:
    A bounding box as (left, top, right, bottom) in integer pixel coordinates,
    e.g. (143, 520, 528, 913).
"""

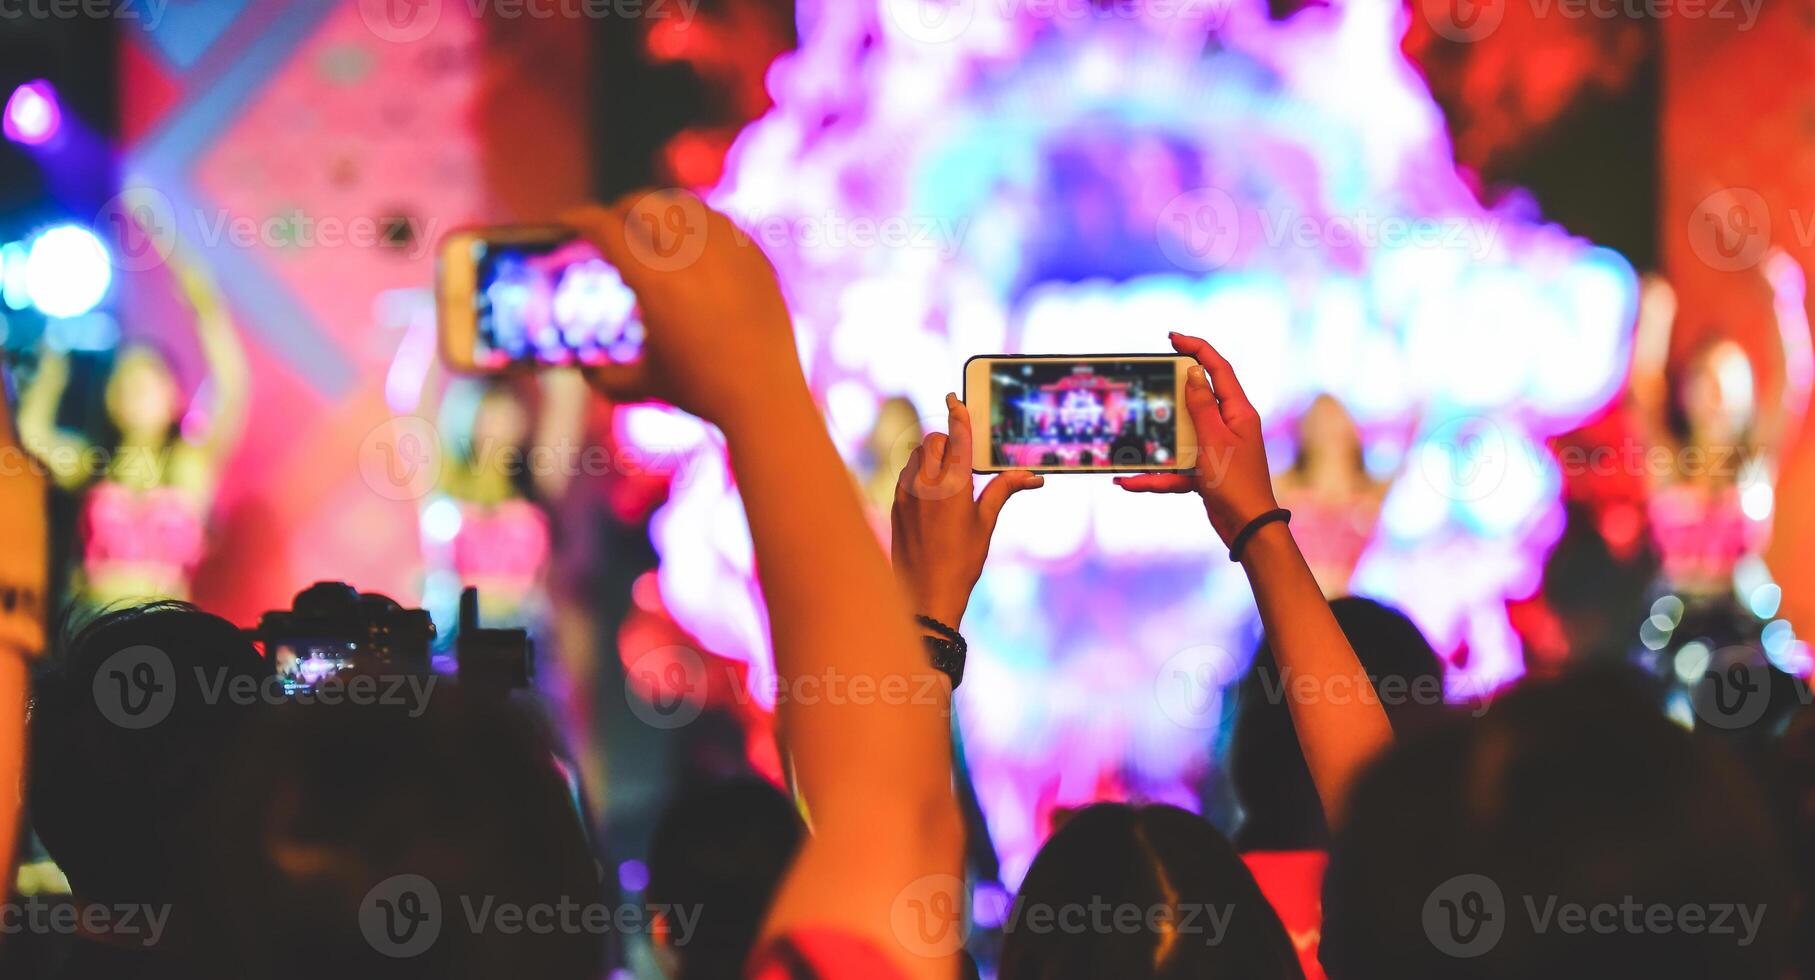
(716, 376, 819, 443)
(1234, 518, 1298, 568)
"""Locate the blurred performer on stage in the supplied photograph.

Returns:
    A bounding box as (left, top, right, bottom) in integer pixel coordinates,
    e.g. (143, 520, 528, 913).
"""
(419, 369, 603, 802)
(1629, 251, 1812, 687)
(859, 396, 923, 531)
(19, 254, 248, 612)
(1273, 395, 1395, 597)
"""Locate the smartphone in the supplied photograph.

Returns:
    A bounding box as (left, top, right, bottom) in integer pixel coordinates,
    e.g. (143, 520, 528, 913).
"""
(963, 355, 1198, 473)
(437, 225, 644, 371)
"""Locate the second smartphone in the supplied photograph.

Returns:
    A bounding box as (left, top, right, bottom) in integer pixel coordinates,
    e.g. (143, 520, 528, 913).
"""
(437, 225, 645, 372)
(963, 354, 1198, 473)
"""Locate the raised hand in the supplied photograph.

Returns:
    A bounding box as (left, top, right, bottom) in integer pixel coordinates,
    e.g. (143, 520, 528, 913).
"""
(563, 190, 807, 430)
(1115, 332, 1280, 547)
(892, 394, 1043, 627)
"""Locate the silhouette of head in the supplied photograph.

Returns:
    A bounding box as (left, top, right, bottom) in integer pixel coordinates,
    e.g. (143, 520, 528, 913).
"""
(1228, 596, 1447, 851)
(1322, 667, 1793, 979)
(999, 803, 1304, 980)
(29, 602, 271, 908)
(193, 690, 601, 980)
(647, 776, 805, 980)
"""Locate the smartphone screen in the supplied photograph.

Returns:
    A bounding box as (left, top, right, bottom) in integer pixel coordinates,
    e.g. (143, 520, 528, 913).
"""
(964, 355, 1195, 472)
(470, 235, 644, 368)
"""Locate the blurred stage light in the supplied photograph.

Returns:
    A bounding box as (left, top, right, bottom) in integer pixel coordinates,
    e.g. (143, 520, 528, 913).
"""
(24, 225, 112, 318)
(3, 80, 61, 146)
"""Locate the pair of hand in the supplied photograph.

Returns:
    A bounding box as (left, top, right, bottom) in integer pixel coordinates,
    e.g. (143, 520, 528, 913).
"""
(892, 332, 1283, 629)
(560, 190, 1277, 616)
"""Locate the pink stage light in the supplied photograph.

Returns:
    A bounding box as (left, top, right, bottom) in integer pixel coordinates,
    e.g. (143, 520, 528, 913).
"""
(3, 80, 62, 146)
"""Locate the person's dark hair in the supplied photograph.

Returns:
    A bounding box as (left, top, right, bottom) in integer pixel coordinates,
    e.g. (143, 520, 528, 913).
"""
(192, 690, 601, 980)
(29, 601, 271, 907)
(646, 776, 805, 980)
(1321, 666, 1793, 979)
(999, 803, 1304, 980)
(1228, 596, 1446, 851)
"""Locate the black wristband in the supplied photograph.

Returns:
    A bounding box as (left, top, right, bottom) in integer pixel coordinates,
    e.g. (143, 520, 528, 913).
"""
(1227, 508, 1292, 563)
(915, 615, 967, 689)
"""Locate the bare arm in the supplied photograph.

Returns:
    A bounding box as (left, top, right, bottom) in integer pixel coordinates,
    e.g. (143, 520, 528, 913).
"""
(170, 251, 250, 468)
(568, 192, 961, 978)
(16, 349, 89, 489)
(1628, 275, 1679, 459)
(1755, 248, 1812, 471)
(1118, 333, 1393, 826)
(0, 368, 48, 900)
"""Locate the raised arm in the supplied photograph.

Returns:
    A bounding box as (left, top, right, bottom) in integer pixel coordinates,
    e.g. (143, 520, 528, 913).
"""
(1756, 248, 1813, 470)
(1117, 333, 1393, 826)
(567, 192, 962, 979)
(1627, 274, 1679, 456)
(16, 348, 90, 489)
(170, 250, 249, 468)
(0, 365, 49, 899)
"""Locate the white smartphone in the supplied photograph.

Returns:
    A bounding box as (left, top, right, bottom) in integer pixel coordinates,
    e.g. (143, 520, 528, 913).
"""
(963, 354, 1199, 473)
(436, 225, 644, 372)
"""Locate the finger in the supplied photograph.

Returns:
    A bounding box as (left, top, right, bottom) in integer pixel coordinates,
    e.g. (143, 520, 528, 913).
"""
(922, 433, 950, 482)
(581, 362, 651, 404)
(1181, 363, 1232, 443)
(561, 201, 643, 285)
(897, 446, 925, 493)
(977, 470, 1044, 531)
(1170, 332, 1256, 430)
(1113, 473, 1197, 493)
(942, 393, 973, 479)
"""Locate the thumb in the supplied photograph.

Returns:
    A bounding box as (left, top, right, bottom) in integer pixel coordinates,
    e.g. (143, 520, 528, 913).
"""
(1181, 364, 1230, 442)
(978, 470, 1044, 531)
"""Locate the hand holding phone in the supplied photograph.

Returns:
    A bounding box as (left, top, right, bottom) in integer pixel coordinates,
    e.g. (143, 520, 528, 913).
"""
(962, 354, 1199, 473)
(560, 191, 809, 429)
(1115, 333, 1281, 547)
(891, 394, 1043, 627)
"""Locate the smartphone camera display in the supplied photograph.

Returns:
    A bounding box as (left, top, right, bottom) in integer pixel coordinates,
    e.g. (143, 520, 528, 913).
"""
(471, 236, 644, 368)
(988, 360, 1181, 469)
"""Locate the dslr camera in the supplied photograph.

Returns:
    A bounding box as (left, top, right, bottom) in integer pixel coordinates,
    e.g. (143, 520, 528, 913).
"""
(251, 582, 533, 693)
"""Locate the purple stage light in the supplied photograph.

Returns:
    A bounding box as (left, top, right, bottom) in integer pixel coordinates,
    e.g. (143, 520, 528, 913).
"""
(4, 80, 61, 146)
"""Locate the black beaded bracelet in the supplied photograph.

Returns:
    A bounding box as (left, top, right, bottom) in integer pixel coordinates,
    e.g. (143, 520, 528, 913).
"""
(915, 614, 967, 690)
(1227, 508, 1292, 563)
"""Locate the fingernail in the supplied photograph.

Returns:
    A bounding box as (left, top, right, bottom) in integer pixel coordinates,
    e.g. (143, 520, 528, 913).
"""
(946, 392, 958, 406)
(1189, 366, 1208, 385)
(1031, 476, 1045, 487)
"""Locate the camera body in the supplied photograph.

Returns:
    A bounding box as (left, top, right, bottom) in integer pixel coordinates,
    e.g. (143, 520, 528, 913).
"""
(253, 581, 532, 693)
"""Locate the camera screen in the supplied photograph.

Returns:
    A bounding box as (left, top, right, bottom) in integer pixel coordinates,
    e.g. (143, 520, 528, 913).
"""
(270, 638, 359, 693)
(473, 237, 645, 368)
(988, 360, 1180, 470)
